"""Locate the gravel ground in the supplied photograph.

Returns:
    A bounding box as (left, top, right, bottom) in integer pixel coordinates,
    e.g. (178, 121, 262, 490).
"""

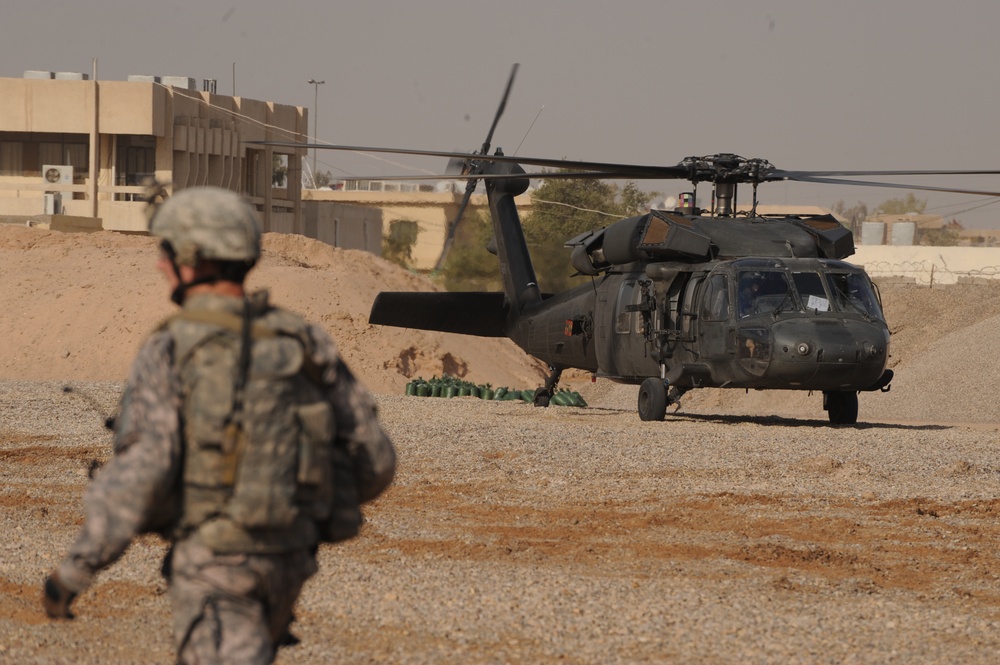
(3, 380, 1000, 664)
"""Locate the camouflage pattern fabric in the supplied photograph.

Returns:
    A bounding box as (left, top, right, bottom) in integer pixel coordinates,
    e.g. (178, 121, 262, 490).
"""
(167, 293, 337, 554)
(56, 330, 183, 593)
(149, 187, 262, 265)
(55, 290, 395, 663)
(169, 539, 317, 664)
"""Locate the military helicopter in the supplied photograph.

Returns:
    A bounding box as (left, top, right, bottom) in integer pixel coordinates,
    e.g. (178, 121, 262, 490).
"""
(255, 65, 1000, 424)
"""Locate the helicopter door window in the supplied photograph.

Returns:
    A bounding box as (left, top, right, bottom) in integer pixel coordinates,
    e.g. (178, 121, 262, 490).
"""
(634, 285, 646, 335)
(700, 274, 730, 322)
(616, 281, 636, 334)
(791, 272, 830, 312)
(680, 276, 702, 337)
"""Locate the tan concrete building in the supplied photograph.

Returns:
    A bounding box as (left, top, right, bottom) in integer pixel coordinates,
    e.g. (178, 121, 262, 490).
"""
(0, 73, 307, 233)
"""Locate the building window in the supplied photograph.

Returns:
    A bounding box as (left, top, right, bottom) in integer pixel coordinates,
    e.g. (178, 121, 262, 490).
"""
(115, 135, 156, 186)
(0, 132, 88, 177)
(0, 142, 23, 175)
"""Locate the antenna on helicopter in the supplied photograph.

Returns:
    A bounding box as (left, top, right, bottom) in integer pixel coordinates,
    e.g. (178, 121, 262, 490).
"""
(434, 63, 519, 272)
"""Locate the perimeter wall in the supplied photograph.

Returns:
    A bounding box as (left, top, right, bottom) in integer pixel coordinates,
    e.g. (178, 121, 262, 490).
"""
(851, 246, 1000, 285)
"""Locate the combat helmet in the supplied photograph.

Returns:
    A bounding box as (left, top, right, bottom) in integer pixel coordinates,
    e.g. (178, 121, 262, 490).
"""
(149, 186, 261, 266)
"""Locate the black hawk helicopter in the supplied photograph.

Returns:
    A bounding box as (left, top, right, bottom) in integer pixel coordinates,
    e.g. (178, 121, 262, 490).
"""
(255, 65, 1000, 424)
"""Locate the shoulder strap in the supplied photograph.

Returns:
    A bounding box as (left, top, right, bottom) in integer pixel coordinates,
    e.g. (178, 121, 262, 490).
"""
(160, 306, 328, 391)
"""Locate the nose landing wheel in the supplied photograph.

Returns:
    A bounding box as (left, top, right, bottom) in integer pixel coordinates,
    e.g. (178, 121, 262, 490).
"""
(824, 390, 859, 425)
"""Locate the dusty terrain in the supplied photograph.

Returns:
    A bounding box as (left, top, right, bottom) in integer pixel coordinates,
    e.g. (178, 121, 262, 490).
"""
(1, 225, 999, 663)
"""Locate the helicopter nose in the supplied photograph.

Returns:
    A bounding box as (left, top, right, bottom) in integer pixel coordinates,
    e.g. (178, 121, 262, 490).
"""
(767, 319, 888, 389)
(862, 341, 883, 360)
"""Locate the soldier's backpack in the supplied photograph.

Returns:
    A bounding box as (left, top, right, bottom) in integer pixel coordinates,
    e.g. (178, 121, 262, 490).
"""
(164, 298, 362, 554)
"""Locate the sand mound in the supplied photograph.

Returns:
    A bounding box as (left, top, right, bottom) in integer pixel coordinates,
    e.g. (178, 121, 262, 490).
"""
(0, 226, 545, 393)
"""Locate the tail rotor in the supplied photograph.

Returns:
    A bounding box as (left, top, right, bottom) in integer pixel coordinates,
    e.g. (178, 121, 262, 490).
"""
(434, 63, 519, 271)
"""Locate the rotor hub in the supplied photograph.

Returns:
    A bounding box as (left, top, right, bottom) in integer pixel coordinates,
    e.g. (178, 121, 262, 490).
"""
(678, 154, 777, 185)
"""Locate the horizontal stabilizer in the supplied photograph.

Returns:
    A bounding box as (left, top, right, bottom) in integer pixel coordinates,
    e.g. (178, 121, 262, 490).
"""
(369, 292, 509, 337)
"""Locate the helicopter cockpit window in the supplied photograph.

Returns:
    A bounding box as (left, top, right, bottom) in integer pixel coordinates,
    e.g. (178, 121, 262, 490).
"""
(792, 272, 830, 312)
(700, 274, 730, 321)
(738, 271, 792, 318)
(825, 273, 884, 320)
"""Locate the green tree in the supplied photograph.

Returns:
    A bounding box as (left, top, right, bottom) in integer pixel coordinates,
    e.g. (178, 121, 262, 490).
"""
(439, 176, 657, 293)
(875, 193, 926, 215)
(617, 181, 652, 217)
(831, 200, 868, 236)
(313, 170, 334, 188)
(527, 178, 630, 244)
(381, 219, 420, 268)
(439, 211, 500, 291)
(301, 169, 334, 189)
(524, 176, 657, 293)
(919, 219, 963, 247)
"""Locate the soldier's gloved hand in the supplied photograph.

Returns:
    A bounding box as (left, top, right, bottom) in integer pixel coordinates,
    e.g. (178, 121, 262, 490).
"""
(42, 572, 77, 620)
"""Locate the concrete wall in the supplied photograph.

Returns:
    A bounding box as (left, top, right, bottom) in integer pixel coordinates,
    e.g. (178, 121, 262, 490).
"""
(1, 80, 96, 134)
(302, 201, 382, 254)
(0, 79, 167, 136)
(1, 200, 382, 255)
(850, 245, 1000, 285)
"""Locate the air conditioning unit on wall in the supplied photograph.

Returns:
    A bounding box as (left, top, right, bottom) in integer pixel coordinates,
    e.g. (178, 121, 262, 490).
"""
(43, 193, 62, 215)
(42, 165, 73, 185)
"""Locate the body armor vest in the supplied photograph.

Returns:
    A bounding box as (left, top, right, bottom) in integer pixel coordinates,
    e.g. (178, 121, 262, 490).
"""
(164, 296, 358, 554)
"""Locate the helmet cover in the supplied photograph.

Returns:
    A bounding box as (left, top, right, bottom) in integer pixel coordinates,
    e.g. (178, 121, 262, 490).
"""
(150, 187, 261, 265)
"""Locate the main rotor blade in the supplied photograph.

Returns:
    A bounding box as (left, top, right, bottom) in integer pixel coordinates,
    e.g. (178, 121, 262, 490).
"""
(338, 170, 647, 182)
(249, 137, 1000, 189)
(245, 141, 690, 178)
(782, 174, 1000, 197)
(774, 168, 1000, 178)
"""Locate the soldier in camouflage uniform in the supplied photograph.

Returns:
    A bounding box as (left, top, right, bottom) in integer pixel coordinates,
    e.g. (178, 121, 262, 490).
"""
(43, 186, 396, 664)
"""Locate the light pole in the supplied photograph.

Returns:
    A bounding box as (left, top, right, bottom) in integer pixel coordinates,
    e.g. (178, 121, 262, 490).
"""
(307, 78, 325, 188)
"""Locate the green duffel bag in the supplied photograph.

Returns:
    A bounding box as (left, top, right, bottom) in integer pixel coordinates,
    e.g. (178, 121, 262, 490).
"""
(550, 390, 570, 406)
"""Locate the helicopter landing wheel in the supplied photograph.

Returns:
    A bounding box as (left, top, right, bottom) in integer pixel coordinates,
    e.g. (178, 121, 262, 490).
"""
(533, 365, 562, 408)
(533, 387, 551, 408)
(824, 390, 859, 425)
(638, 378, 668, 421)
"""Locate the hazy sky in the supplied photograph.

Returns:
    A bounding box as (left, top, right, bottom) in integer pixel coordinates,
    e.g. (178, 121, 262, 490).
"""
(5, 0, 1000, 227)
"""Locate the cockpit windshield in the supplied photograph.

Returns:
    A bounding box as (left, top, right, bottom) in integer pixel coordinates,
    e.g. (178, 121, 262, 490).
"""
(792, 271, 831, 312)
(825, 272, 884, 320)
(736, 268, 884, 320)
(738, 270, 793, 317)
